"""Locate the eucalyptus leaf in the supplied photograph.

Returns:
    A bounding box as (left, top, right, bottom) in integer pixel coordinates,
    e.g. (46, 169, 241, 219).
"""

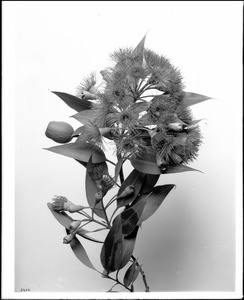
(123, 261, 137, 287)
(130, 153, 162, 175)
(85, 171, 106, 220)
(120, 196, 148, 235)
(117, 169, 145, 207)
(71, 109, 99, 124)
(114, 157, 124, 184)
(100, 216, 123, 273)
(47, 203, 74, 228)
(44, 141, 106, 163)
(69, 234, 96, 270)
(119, 226, 139, 270)
(51, 91, 91, 112)
(72, 126, 85, 137)
(140, 174, 159, 194)
(165, 164, 202, 174)
(133, 34, 147, 66)
(182, 92, 212, 107)
(138, 184, 175, 224)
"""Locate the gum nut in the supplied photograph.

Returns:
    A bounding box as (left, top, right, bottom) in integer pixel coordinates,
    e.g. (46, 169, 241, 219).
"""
(45, 121, 74, 143)
(63, 233, 75, 244)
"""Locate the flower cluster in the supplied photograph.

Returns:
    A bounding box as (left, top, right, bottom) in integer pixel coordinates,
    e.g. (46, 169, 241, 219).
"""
(45, 34, 202, 171)
(75, 36, 202, 169)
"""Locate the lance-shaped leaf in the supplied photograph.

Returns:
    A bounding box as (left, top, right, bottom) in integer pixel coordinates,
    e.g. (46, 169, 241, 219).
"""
(68, 232, 96, 270)
(120, 196, 148, 236)
(114, 156, 124, 183)
(182, 92, 212, 107)
(130, 153, 162, 175)
(119, 226, 139, 270)
(71, 109, 99, 124)
(133, 33, 147, 66)
(138, 184, 175, 224)
(140, 174, 159, 194)
(85, 170, 106, 220)
(44, 141, 106, 163)
(51, 91, 91, 112)
(100, 216, 124, 273)
(164, 164, 202, 174)
(123, 260, 141, 287)
(117, 169, 145, 207)
(47, 203, 74, 228)
(131, 153, 202, 175)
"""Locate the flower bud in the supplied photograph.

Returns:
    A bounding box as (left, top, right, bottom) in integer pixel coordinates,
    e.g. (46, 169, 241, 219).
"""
(95, 192, 103, 204)
(69, 220, 82, 232)
(117, 185, 135, 199)
(63, 233, 75, 244)
(65, 203, 84, 213)
(167, 123, 188, 132)
(45, 121, 74, 143)
(80, 90, 96, 100)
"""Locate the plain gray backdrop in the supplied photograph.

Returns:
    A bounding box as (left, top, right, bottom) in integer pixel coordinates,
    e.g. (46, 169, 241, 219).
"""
(2, 1, 243, 299)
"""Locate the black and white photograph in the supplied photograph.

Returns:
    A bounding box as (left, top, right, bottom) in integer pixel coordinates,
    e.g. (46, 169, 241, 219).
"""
(2, 1, 243, 299)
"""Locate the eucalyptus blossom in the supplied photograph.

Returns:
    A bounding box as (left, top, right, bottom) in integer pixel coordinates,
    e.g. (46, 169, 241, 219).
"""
(44, 34, 211, 292)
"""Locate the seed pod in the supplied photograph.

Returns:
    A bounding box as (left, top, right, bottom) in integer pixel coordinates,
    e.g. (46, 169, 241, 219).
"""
(63, 233, 75, 244)
(45, 121, 74, 143)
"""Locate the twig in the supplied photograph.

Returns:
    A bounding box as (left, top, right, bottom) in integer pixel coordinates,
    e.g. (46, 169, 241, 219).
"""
(132, 255, 150, 292)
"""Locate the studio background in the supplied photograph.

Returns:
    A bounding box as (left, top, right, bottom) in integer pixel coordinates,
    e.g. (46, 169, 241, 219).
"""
(3, 1, 242, 296)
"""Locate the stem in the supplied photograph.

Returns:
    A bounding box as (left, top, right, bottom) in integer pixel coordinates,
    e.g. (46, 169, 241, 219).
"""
(105, 274, 133, 292)
(117, 154, 124, 184)
(105, 195, 117, 209)
(100, 198, 111, 227)
(77, 211, 110, 229)
(132, 255, 150, 292)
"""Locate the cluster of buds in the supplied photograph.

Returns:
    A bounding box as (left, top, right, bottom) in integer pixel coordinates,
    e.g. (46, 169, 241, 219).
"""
(63, 220, 82, 244)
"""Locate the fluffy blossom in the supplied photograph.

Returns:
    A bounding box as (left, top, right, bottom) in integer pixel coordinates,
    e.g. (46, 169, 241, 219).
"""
(72, 35, 202, 168)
